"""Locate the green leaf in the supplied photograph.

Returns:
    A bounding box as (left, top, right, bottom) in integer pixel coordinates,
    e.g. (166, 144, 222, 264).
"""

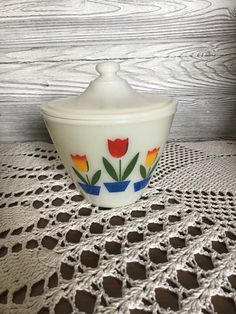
(102, 158, 118, 181)
(149, 157, 160, 176)
(140, 165, 147, 179)
(91, 170, 101, 185)
(72, 167, 88, 184)
(122, 153, 139, 181)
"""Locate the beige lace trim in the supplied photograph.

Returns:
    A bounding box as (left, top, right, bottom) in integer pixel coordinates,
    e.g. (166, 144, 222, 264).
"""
(0, 141, 236, 314)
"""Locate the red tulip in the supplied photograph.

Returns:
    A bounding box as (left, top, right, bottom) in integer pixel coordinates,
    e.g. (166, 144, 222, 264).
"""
(108, 138, 128, 158)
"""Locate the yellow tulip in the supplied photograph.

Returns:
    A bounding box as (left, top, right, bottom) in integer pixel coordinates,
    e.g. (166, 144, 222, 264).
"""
(145, 147, 160, 167)
(71, 154, 88, 173)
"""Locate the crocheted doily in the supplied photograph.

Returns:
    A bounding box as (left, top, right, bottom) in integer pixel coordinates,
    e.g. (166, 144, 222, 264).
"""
(0, 141, 236, 314)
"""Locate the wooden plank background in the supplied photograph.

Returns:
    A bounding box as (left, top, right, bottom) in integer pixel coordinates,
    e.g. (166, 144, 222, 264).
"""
(0, 0, 236, 143)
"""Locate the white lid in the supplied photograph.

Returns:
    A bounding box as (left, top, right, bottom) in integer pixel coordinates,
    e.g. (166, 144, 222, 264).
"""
(41, 61, 177, 121)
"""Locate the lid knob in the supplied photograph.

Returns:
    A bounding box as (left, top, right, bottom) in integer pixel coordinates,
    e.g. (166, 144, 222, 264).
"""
(96, 61, 120, 77)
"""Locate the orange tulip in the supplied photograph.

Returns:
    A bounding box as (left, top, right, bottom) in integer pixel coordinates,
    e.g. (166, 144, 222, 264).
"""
(71, 154, 88, 173)
(145, 147, 160, 167)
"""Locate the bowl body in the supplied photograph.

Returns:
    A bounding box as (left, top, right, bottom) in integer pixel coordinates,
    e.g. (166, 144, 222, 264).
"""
(43, 114, 174, 207)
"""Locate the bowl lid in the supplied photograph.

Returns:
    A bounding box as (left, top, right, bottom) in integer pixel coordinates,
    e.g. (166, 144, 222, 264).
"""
(41, 61, 177, 121)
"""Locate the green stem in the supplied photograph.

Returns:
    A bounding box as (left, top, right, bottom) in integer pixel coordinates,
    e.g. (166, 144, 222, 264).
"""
(147, 167, 152, 178)
(119, 159, 122, 181)
(86, 174, 91, 185)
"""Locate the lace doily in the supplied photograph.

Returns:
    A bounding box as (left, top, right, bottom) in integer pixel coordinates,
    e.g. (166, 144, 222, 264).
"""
(0, 141, 236, 314)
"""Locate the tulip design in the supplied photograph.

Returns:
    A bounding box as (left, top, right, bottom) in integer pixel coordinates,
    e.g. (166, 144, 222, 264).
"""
(71, 154, 101, 195)
(140, 147, 160, 179)
(103, 138, 139, 192)
(108, 138, 128, 158)
(71, 154, 88, 173)
(133, 146, 160, 192)
(103, 138, 139, 181)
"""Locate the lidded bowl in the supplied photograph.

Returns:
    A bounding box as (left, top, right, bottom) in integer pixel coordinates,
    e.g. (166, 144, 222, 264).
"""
(41, 61, 177, 207)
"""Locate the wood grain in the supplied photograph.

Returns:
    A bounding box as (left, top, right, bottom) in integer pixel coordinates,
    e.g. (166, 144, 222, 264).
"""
(1, 0, 236, 45)
(0, 0, 236, 142)
(1, 49, 236, 95)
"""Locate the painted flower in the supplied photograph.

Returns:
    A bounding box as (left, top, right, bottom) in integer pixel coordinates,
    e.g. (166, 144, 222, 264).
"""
(71, 153, 101, 188)
(103, 137, 139, 183)
(145, 147, 160, 167)
(108, 138, 128, 158)
(71, 154, 88, 173)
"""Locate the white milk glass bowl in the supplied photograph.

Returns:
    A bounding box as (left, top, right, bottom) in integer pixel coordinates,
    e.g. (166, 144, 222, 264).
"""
(41, 61, 177, 207)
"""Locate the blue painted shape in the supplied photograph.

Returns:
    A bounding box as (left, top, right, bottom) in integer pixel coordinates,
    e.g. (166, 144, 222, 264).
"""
(104, 180, 130, 192)
(79, 183, 101, 195)
(133, 177, 151, 192)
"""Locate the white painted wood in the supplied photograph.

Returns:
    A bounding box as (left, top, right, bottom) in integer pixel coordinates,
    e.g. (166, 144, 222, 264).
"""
(0, 0, 236, 142)
(1, 47, 236, 95)
(1, 40, 236, 63)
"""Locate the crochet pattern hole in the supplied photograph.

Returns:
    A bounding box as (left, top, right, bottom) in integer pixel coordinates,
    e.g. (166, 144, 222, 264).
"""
(12, 286, 27, 304)
(60, 263, 74, 280)
(149, 248, 167, 264)
(127, 262, 146, 280)
(212, 241, 228, 254)
(0, 230, 9, 238)
(37, 307, 49, 314)
(168, 215, 180, 222)
(90, 223, 104, 234)
(33, 200, 43, 209)
(79, 207, 92, 216)
(12, 243, 22, 252)
(41, 236, 58, 250)
(53, 174, 63, 180)
(225, 231, 236, 241)
(202, 217, 214, 225)
(54, 297, 73, 314)
(177, 270, 199, 289)
(30, 279, 45, 297)
(75, 290, 96, 314)
(151, 204, 165, 210)
(52, 198, 64, 206)
(51, 185, 62, 192)
(105, 241, 121, 255)
(110, 216, 125, 226)
(26, 240, 38, 249)
(103, 276, 122, 297)
(71, 194, 84, 202)
(69, 183, 76, 190)
(0, 290, 8, 304)
(188, 226, 202, 236)
(11, 227, 23, 235)
(195, 254, 214, 271)
(155, 288, 179, 311)
(228, 275, 236, 290)
(48, 272, 58, 289)
(80, 250, 99, 268)
(130, 310, 152, 314)
(170, 237, 186, 249)
(131, 210, 146, 217)
(127, 232, 143, 243)
(211, 295, 236, 314)
(168, 198, 180, 204)
(37, 218, 49, 228)
(0, 246, 8, 257)
(148, 223, 163, 232)
(66, 230, 82, 243)
(56, 213, 71, 222)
